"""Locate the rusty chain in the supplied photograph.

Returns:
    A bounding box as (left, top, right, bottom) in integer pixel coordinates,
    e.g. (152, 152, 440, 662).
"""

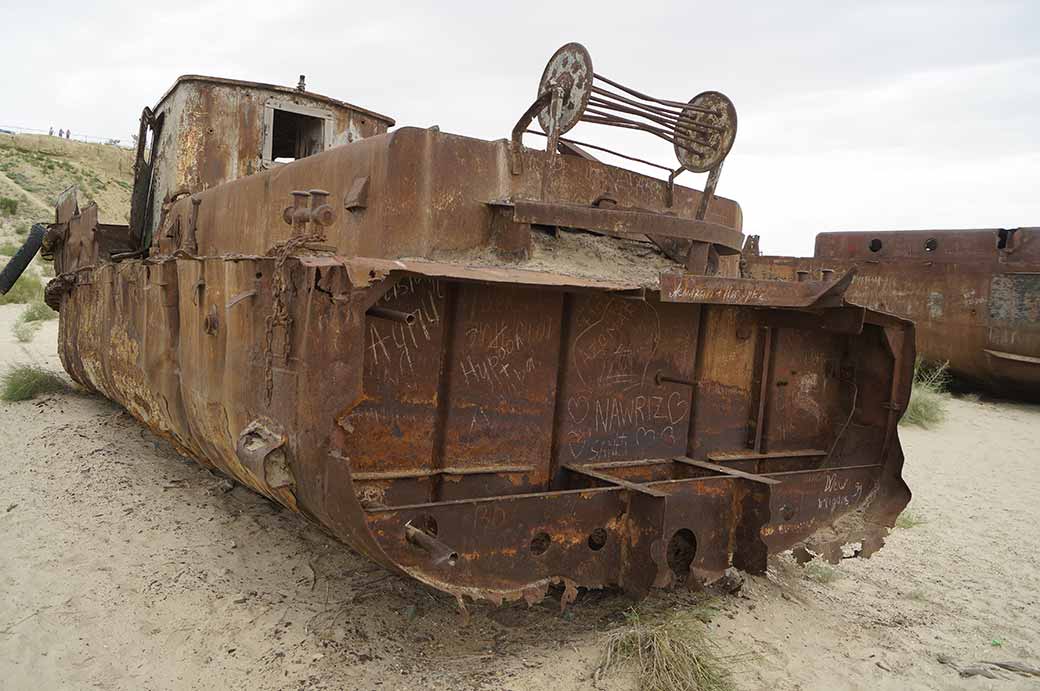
(262, 232, 326, 405)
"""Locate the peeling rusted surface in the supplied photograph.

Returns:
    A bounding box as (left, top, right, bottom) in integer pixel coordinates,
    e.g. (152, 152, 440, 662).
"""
(43, 57, 913, 606)
(745, 228, 1040, 400)
(142, 75, 394, 240)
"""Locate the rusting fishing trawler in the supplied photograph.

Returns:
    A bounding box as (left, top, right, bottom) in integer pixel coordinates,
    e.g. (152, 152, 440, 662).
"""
(744, 228, 1040, 401)
(2, 44, 913, 605)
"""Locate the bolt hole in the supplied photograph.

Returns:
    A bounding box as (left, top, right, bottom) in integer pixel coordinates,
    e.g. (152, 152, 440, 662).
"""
(530, 532, 551, 555)
(255, 271, 263, 279)
(924, 238, 938, 252)
(667, 528, 697, 579)
(587, 528, 608, 551)
(869, 238, 883, 253)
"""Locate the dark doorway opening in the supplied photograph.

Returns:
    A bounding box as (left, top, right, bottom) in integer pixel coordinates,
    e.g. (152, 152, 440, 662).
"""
(271, 110, 324, 162)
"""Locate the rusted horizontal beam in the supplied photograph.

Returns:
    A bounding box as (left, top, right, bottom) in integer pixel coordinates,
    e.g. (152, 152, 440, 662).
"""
(764, 463, 882, 478)
(659, 270, 855, 307)
(706, 449, 827, 462)
(497, 199, 744, 255)
(351, 465, 535, 481)
(579, 458, 673, 470)
(328, 255, 642, 292)
(983, 348, 1040, 366)
(673, 456, 781, 485)
(563, 464, 668, 498)
(363, 487, 621, 514)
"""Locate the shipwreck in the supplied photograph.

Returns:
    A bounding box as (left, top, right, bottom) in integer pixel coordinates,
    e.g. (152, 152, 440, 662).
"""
(1, 44, 913, 605)
(744, 229, 1039, 401)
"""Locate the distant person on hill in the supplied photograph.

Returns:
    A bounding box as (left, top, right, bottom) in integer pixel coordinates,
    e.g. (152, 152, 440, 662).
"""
(66, 129, 71, 140)
(49, 127, 54, 136)
(58, 128, 64, 138)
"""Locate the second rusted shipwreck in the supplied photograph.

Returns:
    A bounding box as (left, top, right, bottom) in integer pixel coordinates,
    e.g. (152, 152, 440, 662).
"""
(15, 44, 913, 604)
(744, 228, 1039, 401)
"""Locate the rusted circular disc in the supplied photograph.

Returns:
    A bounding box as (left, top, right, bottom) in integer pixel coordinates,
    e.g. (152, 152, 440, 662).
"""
(536, 43, 593, 135)
(674, 91, 737, 173)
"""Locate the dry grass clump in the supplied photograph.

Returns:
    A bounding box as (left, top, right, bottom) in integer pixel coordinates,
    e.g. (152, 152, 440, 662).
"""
(803, 561, 841, 584)
(19, 299, 56, 322)
(0, 271, 43, 305)
(12, 319, 39, 342)
(596, 608, 734, 691)
(895, 508, 927, 529)
(1, 364, 68, 401)
(902, 359, 950, 428)
(9, 299, 55, 342)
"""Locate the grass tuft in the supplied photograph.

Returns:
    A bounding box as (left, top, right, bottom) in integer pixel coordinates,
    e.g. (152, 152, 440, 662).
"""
(803, 562, 841, 584)
(1, 364, 68, 401)
(901, 359, 950, 428)
(18, 299, 56, 323)
(597, 608, 734, 691)
(0, 272, 43, 305)
(895, 508, 927, 529)
(12, 319, 40, 342)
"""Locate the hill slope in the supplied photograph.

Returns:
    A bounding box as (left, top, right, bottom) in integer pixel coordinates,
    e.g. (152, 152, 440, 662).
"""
(0, 133, 134, 243)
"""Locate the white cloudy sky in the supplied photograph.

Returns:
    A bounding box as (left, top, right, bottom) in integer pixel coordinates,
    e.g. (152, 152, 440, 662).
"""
(2, 0, 1036, 254)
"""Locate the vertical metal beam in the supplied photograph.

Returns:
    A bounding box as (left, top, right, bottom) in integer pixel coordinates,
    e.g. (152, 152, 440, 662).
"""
(684, 305, 706, 459)
(429, 281, 459, 503)
(747, 326, 775, 457)
(547, 291, 574, 490)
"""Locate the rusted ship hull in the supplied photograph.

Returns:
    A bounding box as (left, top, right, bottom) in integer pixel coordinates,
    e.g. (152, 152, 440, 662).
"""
(47, 127, 914, 604)
(57, 253, 913, 602)
(745, 229, 1040, 401)
(26, 52, 916, 604)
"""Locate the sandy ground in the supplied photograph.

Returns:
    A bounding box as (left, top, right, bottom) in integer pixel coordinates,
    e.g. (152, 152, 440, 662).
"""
(1, 301, 1038, 690)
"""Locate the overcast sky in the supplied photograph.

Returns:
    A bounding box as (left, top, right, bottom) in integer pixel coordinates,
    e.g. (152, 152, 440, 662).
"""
(2, 0, 1037, 254)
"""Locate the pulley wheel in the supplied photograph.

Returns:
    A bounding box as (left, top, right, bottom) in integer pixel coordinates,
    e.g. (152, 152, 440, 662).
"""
(536, 42, 593, 136)
(674, 91, 737, 173)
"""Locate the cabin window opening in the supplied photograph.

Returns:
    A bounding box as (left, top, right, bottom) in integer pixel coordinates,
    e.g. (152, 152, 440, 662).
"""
(869, 238, 883, 252)
(997, 228, 1016, 250)
(262, 101, 332, 167)
(271, 109, 324, 162)
(924, 238, 938, 252)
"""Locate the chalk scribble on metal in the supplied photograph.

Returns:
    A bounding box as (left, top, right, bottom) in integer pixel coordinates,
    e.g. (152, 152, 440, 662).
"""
(33, 44, 912, 605)
(744, 229, 1039, 401)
